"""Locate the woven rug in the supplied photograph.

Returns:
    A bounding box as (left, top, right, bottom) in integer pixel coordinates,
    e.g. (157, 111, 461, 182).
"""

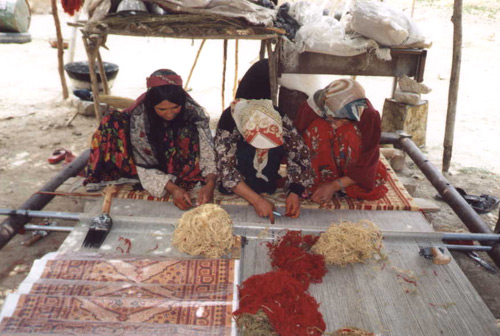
(114, 156, 418, 211)
(0, 254, 238, 335)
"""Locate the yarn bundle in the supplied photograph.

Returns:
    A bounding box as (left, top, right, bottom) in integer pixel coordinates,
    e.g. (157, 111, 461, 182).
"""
(234, 270, 326, 336)
(312, 220, 383, 266)
(267, 230, 326, 287)
(172, 204, 234, 258)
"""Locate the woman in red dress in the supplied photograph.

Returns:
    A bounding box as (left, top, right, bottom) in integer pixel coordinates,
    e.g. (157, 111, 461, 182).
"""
(296, 79, 388, 204)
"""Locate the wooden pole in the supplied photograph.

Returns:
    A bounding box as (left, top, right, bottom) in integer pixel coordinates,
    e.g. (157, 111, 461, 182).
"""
(442, 0, 462, 172)
(96, 50, 110, 95)
(184, 39, 206, 90)
(66, 12, 80, 64)
(233, 40, 239, 98)
(259, 40, 266, 60)
(266, 39, 278, 105)
(51, 0, 69, 99)
(222, 39, 228, 110)
(82, 35, 103, 120)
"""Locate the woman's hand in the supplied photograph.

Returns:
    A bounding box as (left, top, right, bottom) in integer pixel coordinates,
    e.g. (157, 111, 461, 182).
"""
(311, 181, 339, 204)
(197, 173, 216, 206)
(166, 181, 192, 210)
(285, 192, 300, 218)
(252, 196, 276, 224)
(172, 188, 192, 210)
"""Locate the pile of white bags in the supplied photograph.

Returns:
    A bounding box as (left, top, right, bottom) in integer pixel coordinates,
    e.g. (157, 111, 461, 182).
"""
(288, 0, 428, 59)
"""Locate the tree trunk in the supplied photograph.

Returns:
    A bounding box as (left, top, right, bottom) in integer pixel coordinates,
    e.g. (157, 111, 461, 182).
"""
(442, 0, 462, 172)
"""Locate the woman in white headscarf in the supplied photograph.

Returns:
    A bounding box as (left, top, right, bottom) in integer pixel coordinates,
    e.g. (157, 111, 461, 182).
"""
(214, 60, 312, 222)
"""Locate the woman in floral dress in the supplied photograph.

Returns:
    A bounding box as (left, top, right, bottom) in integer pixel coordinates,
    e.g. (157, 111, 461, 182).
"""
(215, 60, 312, 223)
(85, 69, 216, 210)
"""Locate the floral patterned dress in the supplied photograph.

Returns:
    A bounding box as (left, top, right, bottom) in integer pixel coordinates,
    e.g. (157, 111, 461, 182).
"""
(303, 118, 388, 200)
(85, 107, 216, 197)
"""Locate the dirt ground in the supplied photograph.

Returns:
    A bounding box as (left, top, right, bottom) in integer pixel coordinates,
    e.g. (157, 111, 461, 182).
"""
(1, 0, 500, 323)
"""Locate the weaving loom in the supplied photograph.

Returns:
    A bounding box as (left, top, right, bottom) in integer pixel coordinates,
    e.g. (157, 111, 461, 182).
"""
(1, 166, 499, 335)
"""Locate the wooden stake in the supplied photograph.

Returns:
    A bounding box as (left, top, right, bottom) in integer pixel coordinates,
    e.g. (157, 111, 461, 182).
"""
(96, 50, 110, 95)
(443, 0, 462, 172)
(184, 39, 206, 90)
(82, 35, 103, 120)
(51, 0, 69, 99)
(411, 0, 416, 17)
(222, 39, 228, 110)
(266, 39, 278, 106)
(259, 40, 266, 60)
(233, 40, 239, 98)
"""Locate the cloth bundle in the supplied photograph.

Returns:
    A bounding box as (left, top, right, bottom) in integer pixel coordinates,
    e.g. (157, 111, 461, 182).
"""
(394, 75, 432, 105)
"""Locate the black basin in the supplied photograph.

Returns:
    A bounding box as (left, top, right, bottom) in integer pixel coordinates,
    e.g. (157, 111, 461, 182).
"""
(64, 61, 119, 83)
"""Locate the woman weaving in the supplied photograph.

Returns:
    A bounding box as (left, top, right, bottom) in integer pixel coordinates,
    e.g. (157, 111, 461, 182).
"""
(296, 78, 388, 204)
(215, 60, 312, 223)
(85, 69, 217, 210)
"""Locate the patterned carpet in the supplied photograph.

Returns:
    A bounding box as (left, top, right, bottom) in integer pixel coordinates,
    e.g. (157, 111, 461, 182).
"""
(0, 255, 238, 335)
(114, 156, 418, 211)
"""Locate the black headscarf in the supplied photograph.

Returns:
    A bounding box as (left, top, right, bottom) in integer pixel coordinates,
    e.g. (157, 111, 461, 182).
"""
(235, 59, 271, 100)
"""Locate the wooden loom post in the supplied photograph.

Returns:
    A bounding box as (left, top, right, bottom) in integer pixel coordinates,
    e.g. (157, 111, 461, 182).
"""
(82, 34, 103, 120)
(233, 40, 239, 98)
(259, 40, 266, 60)
(266, 38, 278, 106)
(96, 50, 109, 95)
(184, 39, 206, 90)
(51, 0, 69, 99)
(222, 39, 228, 111)
(442, 0, 463, 172)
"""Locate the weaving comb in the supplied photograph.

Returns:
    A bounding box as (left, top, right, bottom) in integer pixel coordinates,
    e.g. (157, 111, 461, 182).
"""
(82, 185, 117, 248)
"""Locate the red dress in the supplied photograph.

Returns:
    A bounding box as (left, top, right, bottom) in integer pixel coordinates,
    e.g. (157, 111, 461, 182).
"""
(298, 102, 388, 200)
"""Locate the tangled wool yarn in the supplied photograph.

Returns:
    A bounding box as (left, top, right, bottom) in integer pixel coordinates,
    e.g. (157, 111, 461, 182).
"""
(312, 220, 383, 266)
(267, 230, 326, 287)
(172, 204, 233, 258)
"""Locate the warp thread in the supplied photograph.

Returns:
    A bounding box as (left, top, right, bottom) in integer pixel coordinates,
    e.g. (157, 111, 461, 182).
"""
(172, 203, 233, 258)
(333, 327, 376, 335)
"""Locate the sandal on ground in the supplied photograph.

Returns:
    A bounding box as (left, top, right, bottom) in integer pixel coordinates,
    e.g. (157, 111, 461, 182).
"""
(435, 187, 500, 214)
(48, 148, 68, 164)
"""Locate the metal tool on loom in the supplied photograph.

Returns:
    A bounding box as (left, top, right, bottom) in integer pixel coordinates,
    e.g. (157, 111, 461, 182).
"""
(81, 185, 117, 248)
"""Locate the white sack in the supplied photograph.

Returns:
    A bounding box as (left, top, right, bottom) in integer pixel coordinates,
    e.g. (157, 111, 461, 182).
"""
(346, 0, 426, 47)
(288, 1, 325, 26)
(295, 16, 391, 60)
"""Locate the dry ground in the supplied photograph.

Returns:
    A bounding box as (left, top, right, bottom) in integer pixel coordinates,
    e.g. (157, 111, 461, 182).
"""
(1, 0, 500, 321)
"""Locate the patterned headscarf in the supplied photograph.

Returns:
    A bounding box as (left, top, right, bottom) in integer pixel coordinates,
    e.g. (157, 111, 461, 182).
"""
(231, 98, 283, 181)
(127, 69, 212, 188)
(308, 78, 367, 121)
